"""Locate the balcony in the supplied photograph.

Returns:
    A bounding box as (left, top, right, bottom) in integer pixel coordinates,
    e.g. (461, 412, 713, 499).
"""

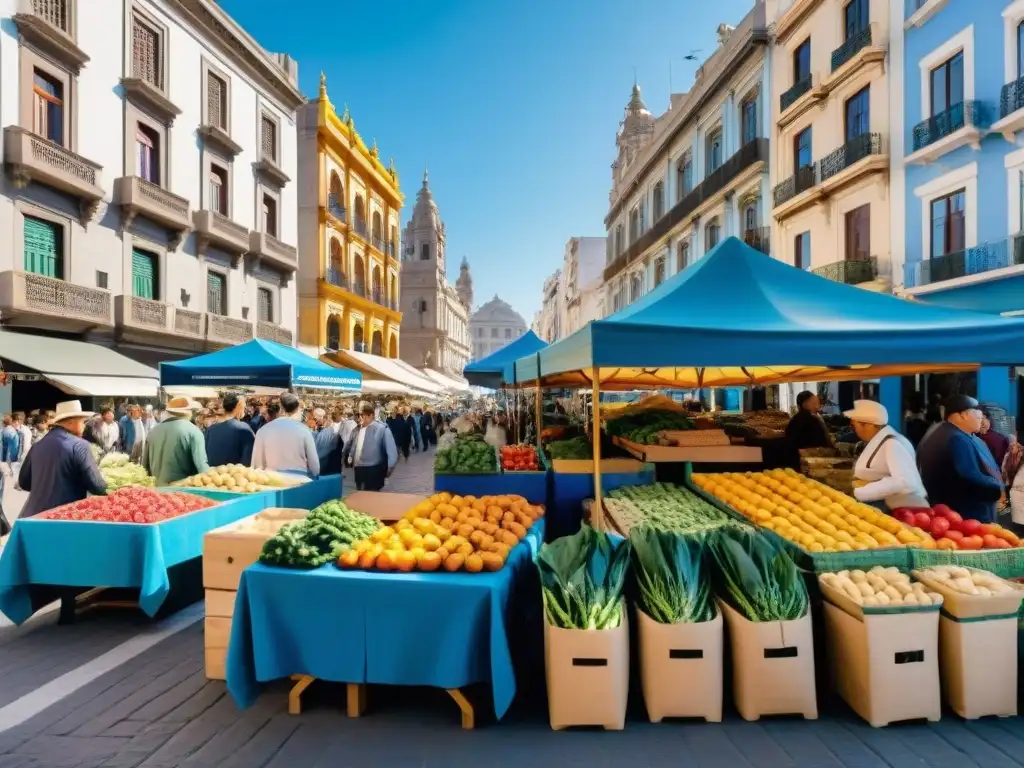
(206, 314, 254, 347)
(248, 230, 297, 273)
(3, 127, 104, 223)
(371, 236, 385, 254)
(324, 268, 348, 290)
(257, 321, 293, 346)
(773, 164, 818, 208)
(780, 74, 812, 113)
(114, 176, 191, 248)
(992, 76, 1024, 141)
(253, 154, 290, 188)
(115, 295, 205, 346)
(907, 101, 988, 165)
(812, 257, 878, 286)
(819, 132, 886, 190)
(193, 209, 249, 257)
(603, 138, 768, 282)
(353, 280, 366, 297)
(904, 235, 1024, 289)
(743, 227, 771, 256)
(832, 27, 871, 72)
(353, 218, 368, 239)
(13, 1, 88, 72)
(0, 270, 112, 331)
(326, 193, 346, 224)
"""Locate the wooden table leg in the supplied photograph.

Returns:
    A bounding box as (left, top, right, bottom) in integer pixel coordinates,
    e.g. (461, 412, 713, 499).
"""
(446, 688, 475, 730)
(346, 683, 366, 717)
(288, 675, 316, 715)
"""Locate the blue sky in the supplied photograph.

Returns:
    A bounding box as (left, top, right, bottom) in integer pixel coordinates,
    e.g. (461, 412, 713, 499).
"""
(220, 0, 754, 321)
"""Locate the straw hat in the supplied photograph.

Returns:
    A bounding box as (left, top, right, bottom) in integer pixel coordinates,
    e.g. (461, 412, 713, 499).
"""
(164, 396, 200, 417)
(50, 400, 94, 424)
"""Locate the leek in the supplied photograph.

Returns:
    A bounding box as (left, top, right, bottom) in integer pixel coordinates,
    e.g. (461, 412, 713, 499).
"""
(708, 527, 807, 622)
(629, 527, 713, 624)
(538, 525, 630, 630)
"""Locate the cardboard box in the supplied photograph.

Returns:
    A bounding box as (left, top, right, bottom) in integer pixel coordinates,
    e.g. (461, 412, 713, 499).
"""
(202, 508, 308, 591)
(939, 613, 1018, 719)
(718, 599, 817, 721)
(342, 491, 425, 522)
(636, 607, 722, 723)
(543, 603, 629, 731)
(912, 567, 1024, 619)
(823, 601, 940, 727)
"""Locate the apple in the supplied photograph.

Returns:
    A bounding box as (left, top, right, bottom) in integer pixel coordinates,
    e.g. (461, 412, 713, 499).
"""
(929, 516, 950, 537)
(913, 511, 933, 531)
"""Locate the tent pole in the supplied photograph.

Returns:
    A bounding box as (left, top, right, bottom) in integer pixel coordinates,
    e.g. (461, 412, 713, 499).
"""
(591, 366, 603, 532)
(535, 386, 542, 447)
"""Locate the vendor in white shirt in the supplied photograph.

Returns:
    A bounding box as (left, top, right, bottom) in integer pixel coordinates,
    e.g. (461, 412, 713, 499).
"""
(845, 400, 929, 511)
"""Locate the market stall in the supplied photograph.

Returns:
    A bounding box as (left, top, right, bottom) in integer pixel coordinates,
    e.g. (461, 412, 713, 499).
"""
(434, 437, 549, 505)
(464, 329, 547, 389)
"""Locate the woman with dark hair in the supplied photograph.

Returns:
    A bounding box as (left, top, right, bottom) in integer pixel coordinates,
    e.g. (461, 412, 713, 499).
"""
(979, 407, 1010, 467)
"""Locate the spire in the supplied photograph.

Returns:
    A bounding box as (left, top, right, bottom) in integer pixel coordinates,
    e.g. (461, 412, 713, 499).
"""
(423, 167, 429, 187)
(318, 71, 327, 99)
(460, 256, 469, 269)
(628, 82, 647, 114)
(370, 138, 379, 159)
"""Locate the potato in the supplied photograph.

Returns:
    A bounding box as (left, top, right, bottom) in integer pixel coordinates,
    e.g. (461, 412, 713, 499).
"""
(856, 582, 874, 598)
(850, 570, 867, 583)
(883, 585, 902, 602)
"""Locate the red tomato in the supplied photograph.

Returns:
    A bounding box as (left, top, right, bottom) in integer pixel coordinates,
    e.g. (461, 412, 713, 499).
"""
(960, 519, 983, 537)
(913, 512, 933, 531)
(929, 516, 950, 538)
(944, 530, 965, 542)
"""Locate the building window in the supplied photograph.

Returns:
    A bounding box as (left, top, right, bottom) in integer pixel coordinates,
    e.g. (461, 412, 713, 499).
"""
(207, 271, 226, 316)
(794, 232, 811, 270)
(1018, 21, 1024, 79)
(677, 240, 690, 271)
(794, 126, 812, 169)
(677, 152, 693, 199)
(652, 182, 664, 220)
(705, 220, 720, 252)
(845, 204, 871, 261)
(844, 0, 868, 40)
(260, 115, 277, 162)
(257, 287, 273, 322)
(209, 165, 227, 215)
(132, 248, 158, 300)
(262, 194, 277, 236)
(654, 257, 666, 287)
(421, 243, 430, 260)
(628, 208, 640, 242)
(23, 216, 62, 278)
(930, 51, 964, 117)
(327, 316, 340, 350)
(794, 38, 811, 82)
(505, 328, 512, 339)
(131, 14, 162, 90)
(490, 327, 498, 338)
(706, 127, 723, 173)
(96, 270, 108, 289)
(930, 188, 966, 259)
(744, 203, 758, 233)
(740, 96, 758, 144)
(136, 124, 159, 184)
(207, 71, 227, 130)
(614, 224, 624, 255)
(32, 70, 63, 145)
(845, 86, 870, 141)
(629, 274, 642, 302)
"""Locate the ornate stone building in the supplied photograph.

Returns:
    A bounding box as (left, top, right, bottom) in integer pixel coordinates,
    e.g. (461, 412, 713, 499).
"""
(470, 296, 528, 361)
(398, 172, 472, 376)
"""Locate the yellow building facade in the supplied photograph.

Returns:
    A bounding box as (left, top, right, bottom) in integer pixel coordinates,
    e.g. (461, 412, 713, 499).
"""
(296, 75, 403, 359)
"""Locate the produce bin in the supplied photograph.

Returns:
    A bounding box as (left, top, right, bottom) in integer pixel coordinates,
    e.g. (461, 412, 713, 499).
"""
(822, 599, 940, 727)
(718, 599, 817, 721)
(911, 546, 1024, 580)
(636, 607, 722, 723)
(543, 602, 629, 731)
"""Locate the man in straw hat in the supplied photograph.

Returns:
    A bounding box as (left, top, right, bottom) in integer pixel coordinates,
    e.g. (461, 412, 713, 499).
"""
(18, 400, 106, 519)
(144, 397, 210, 487)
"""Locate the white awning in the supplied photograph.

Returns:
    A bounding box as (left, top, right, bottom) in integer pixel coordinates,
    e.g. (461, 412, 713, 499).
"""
(326, 349, 445, 396)
(421, 368, 471, 393)
(47, 375, 160, 398)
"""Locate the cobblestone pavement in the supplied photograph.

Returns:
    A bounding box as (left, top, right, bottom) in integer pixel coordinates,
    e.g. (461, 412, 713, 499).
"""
(5, 448, 1024, 766)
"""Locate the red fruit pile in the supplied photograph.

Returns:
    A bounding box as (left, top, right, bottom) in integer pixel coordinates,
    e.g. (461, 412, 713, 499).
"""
(37, 488, 216, 524)
(501, 444, 539, 472)
(892, 504, 1021, 551)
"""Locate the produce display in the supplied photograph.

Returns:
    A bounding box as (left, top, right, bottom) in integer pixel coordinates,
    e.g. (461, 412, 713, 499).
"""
(99, 452, 155, 490)
(692, 469, 933, 553)
(708, 527, 808, 622)
(173, 464, 307, 493)
(629, 527, 712, 624)
(500, 443, 540, 472)
(337, 492, 543, 573)
(914, 565, 1019, 596)
(604, 483, 743, 535)
(891, 504, 1021, 550)
(820, 566, 943, 607)
(433, 434, 498, 474)
(546, 436, 592, 460)
(539, 525, 631, 629)
(38, 487, 216, 523)
(259, 499, 381, 569)
(605, 410, 694, 444)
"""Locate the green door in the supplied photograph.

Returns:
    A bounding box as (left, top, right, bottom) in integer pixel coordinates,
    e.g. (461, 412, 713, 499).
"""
(207, 272, 225, 315)
(132, 249, 157, 299)
(23, 216, 62, 278)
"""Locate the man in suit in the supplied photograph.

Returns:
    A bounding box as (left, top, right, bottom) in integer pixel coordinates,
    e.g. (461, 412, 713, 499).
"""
(343, 404, 398, 491)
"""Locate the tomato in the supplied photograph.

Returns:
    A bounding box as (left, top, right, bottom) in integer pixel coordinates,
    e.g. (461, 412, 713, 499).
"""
(944, 530, 964, 542)
(960, 519, 983, 537)
(929, 516, 950, 538)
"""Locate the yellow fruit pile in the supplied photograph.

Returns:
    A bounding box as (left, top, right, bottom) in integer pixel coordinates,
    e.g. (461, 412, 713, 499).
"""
(691, 469, 934, 553)
(336, 492, 544, 573)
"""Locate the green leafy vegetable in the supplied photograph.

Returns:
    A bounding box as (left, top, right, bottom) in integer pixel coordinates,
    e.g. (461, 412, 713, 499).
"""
(629, 527, 713, 624)
(708, 527, 808, 622)
(547, 437, 592, 460)
(606, 482, 744, 535)
(538, 525, 631, 630)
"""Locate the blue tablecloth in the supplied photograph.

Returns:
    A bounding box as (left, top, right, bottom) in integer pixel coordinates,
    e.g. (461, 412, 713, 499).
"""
(0, 494, 268, 624)
(276, 474, 342, 509)
(227, 519, 545, 719)
(548, 468, 655, 540)
(434, 471, 548, 504)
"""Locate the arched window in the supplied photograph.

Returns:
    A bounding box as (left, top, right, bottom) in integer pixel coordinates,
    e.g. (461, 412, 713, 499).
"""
(654, 257, 666, 287)
(743, 202, 758, 235)
(676, 151, 692, 199)
(629, 273, 642, 303)
(628, 208, 640, 243)
(354, 196, 366, 234)
(352, 323, 365, 352)
(388, 333, 398, 358)
(326, 315, 340, 350)
(705, 219, 720, 253)
(371, 329, 383, 356)
(329, 172, 345, 219)
(677, 239, 690, 271)
(372, 265, 383, 303)
(353, 255, 366, 295)
(652, 181, 664, 220)
(614, 225, 624, 256)
(371, 211, 383, 247)
(329, 238, 343, 284)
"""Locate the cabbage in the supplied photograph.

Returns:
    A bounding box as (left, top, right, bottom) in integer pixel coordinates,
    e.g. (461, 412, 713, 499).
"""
(99, 455, 155, 490)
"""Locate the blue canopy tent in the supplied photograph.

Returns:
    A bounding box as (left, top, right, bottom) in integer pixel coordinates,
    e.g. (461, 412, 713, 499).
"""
(160, 339, 362, 391)
(464, 329, 548, 388)
(512, 237, 1024, 389)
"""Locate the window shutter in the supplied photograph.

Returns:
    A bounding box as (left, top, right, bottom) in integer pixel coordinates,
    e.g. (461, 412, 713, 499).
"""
(132, 250, 157, 299)
(23, 217, 61, 278)
(261, 117, 276, 160)
(207, 74, 225, 129)
(132, 17, 160, 89)
(207, 272, 225, 315)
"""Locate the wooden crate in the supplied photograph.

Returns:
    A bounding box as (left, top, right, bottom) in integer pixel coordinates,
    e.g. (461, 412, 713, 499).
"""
(205, 588, 236, 619)
(202, 508, 308, 591)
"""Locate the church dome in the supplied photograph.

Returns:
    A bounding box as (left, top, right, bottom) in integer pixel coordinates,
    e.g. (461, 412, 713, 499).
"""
(617, 83, 654, 143)
(471, 295, 527, 327)
(410, 169, 441, 231)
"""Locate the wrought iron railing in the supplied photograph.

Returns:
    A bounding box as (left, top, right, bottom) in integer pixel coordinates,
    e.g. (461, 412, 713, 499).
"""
(743, 227, 771, 255)
(813, 257, 877, 285)
(1001, 76, 1024, 119)
(780, 74, 812, 112)
(831, 25, 872, 72)
(327, 193, 346, 222)
(325, 268, 348, 289)
(912, 101, 987, 152)
(904, 235, 1024, 288)
(773, 163, 818, 207)
(820, 132, 882, 182)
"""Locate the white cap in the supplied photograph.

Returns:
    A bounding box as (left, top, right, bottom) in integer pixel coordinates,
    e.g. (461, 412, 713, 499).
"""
(843, 399, 888, 426)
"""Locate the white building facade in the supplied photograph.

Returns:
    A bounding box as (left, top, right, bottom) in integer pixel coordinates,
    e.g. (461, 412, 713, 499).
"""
(470, 295, 528, 361)
(0, 0, 303, 367)
(601, 4, 772, 316)
(535, 269, 562, 342)
(562, 236, 605, 334)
